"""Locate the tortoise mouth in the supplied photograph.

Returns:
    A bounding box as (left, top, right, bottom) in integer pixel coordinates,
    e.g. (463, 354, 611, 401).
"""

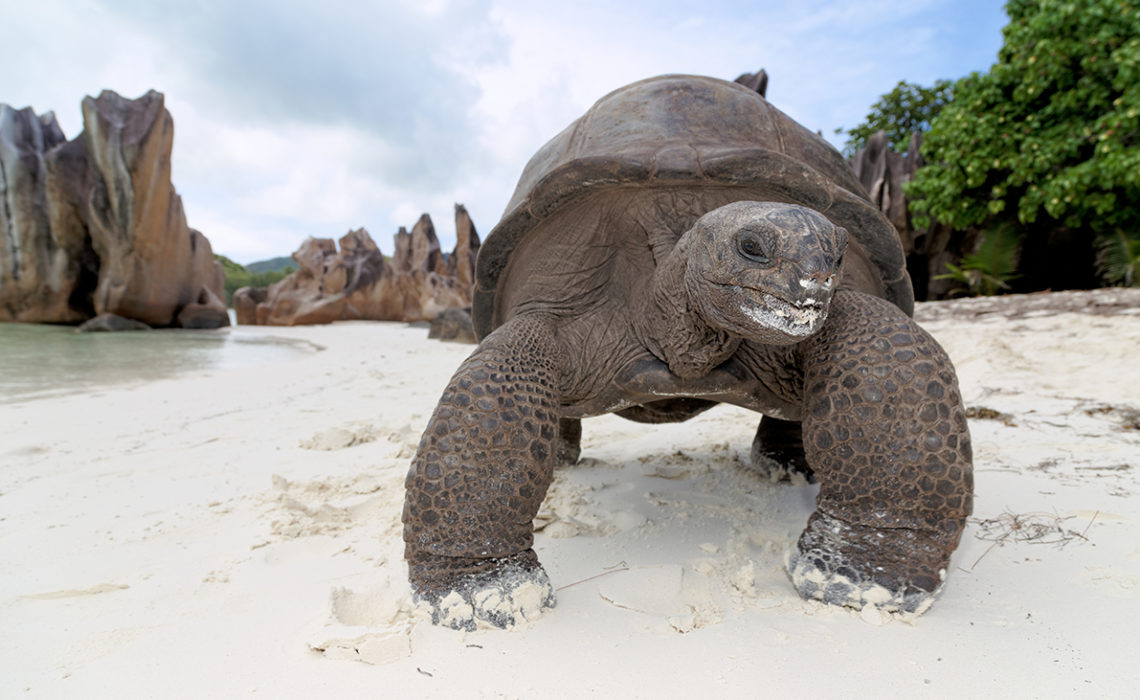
(729, 284, 830, 338)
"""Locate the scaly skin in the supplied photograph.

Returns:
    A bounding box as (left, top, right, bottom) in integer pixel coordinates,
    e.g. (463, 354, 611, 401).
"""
(402, 314, 563, 628)
(792, 291, 973, 613)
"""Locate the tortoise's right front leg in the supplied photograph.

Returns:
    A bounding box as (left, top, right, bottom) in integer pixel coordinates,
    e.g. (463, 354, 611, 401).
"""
(402, 314, 564, 630)
(790, 291, 973, 615)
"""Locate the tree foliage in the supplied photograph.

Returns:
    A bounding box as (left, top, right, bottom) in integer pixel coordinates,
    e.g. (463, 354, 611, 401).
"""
(837, 80, 954, 156)
(214, 254, 294, 306)
(906, 0, 1140, 285)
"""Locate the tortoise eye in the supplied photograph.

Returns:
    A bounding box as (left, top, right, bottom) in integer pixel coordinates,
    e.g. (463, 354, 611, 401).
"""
(735, 231, 772, 265)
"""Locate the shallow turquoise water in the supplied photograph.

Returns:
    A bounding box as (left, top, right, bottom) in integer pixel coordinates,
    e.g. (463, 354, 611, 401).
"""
(0, 323, 320, 404)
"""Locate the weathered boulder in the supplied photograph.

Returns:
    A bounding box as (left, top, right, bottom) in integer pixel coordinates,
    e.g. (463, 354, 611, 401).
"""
(406, 214, 444, 275)
(428, 306, 477, 343)
(852, 130, 977, 300)
(391, 226, 412, 273)
(233, 285, 268, 325)
(239, 206, 479, 326)
(0, 105, 83, 322)
(853, 131, 911, 234)
(451, 204, 480, 291)
(76, 313, 151, 332)
(0, 90, 228, 328)
(176, 284, 229, 329)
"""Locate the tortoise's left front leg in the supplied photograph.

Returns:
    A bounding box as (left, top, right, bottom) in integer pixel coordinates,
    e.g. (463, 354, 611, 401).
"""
(791, 290, 973, 615)
(403, 314, 564, 630)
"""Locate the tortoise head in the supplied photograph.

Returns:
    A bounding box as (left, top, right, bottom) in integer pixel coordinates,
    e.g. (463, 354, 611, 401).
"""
(683, 201, 848, 345)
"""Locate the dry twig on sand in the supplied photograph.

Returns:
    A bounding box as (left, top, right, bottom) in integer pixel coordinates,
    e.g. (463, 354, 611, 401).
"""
(965, 510, 1098, 571)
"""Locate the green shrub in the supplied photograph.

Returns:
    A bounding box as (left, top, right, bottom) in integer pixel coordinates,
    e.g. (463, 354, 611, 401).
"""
(908, 0, 1140, 243)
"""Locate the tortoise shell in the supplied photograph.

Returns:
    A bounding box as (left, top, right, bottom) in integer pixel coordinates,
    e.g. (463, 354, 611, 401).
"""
(473, 74, 912, 338)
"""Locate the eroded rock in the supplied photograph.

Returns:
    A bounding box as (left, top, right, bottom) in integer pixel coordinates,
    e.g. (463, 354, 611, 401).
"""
(428, 307, 476, 343)
(76, 313, 151, 332)
(239, 206, 480, 326)
(851, 130, 977, 300)
(0, 90, 228, 328)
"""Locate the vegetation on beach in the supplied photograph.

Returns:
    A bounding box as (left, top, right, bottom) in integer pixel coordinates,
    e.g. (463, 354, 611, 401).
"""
(844, 0, 1140, 294)
(836, 79, 954, 157)
(215, 255, 294, 306)
(1095, 227, 1140, 286)
(934, 225, 1022, 296)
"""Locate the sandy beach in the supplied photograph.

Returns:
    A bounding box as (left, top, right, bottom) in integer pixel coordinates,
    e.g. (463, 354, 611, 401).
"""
(2, 289, 1139, 698)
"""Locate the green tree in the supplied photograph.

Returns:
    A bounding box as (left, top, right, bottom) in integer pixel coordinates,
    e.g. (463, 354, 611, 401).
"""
(214, 254, 295, 306)
(837, 80, 954, 156)
(907, 0, 1140, 286)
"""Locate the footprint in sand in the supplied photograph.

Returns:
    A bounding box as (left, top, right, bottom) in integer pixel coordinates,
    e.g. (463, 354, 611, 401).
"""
(300, 422, 421, 456)
(299, 425, 377, 450)
(309, 585, 417, 665)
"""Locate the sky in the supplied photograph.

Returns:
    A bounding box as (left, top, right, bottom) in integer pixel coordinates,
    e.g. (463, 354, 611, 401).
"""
(2, 0, 1008, 264)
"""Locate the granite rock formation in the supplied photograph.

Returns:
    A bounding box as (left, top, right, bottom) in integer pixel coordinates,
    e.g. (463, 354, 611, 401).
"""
(0, 90, 228, 328)
(76, 313, 151, 332)
(427, 306, 476, 343)
(235, 204, 480, 326)
(851, 130, 977, 300)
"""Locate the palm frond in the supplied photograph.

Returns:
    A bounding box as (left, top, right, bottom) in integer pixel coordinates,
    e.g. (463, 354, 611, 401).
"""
(1096, 228, 1140, 287)
(935, 227, 1021, 296)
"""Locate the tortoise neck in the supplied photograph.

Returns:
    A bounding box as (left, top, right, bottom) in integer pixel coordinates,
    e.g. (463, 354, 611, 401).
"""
(639, 235, 741, 379)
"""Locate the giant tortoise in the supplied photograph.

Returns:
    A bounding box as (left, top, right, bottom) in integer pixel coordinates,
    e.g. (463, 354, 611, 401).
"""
(403, 74, 973, 630)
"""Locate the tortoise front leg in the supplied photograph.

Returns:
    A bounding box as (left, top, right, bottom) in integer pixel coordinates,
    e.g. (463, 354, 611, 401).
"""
(792, 290, 973, 614)
(403, 314, 564, 630)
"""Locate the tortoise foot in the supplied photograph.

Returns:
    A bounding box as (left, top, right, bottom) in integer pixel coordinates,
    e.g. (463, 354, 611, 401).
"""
(409, 550, 556, 631)
(787, 512, 950, 616)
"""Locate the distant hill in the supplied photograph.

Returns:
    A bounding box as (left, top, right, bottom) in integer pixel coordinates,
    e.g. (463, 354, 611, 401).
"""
(214, 254, 295, 307)
(215, 254, 246, 276)
(246, 256, 295, 274)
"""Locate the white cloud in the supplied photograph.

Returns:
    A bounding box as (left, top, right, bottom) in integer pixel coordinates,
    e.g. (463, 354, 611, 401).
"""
(1, 0, 1006, 263)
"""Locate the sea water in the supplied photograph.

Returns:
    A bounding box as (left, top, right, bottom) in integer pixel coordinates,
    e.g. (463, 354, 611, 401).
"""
(0, 323, 321, 404)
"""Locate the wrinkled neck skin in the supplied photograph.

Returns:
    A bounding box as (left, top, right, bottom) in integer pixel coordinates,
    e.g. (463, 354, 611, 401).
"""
(638, 235, 742, 379)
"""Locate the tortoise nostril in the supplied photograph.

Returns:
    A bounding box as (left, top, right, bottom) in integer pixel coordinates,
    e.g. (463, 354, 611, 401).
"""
(799, 274, 836, 292)
(800, 255, 836, 279)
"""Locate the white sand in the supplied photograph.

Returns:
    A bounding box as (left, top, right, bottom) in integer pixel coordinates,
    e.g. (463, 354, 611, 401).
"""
(2, 295, 1139, 698)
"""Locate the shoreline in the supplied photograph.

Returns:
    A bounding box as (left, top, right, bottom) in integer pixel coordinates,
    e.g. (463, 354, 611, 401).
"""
(0, 322, 330, 405)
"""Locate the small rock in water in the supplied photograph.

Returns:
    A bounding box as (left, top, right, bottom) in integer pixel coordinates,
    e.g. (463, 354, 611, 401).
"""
(76, 314, 152, 333)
